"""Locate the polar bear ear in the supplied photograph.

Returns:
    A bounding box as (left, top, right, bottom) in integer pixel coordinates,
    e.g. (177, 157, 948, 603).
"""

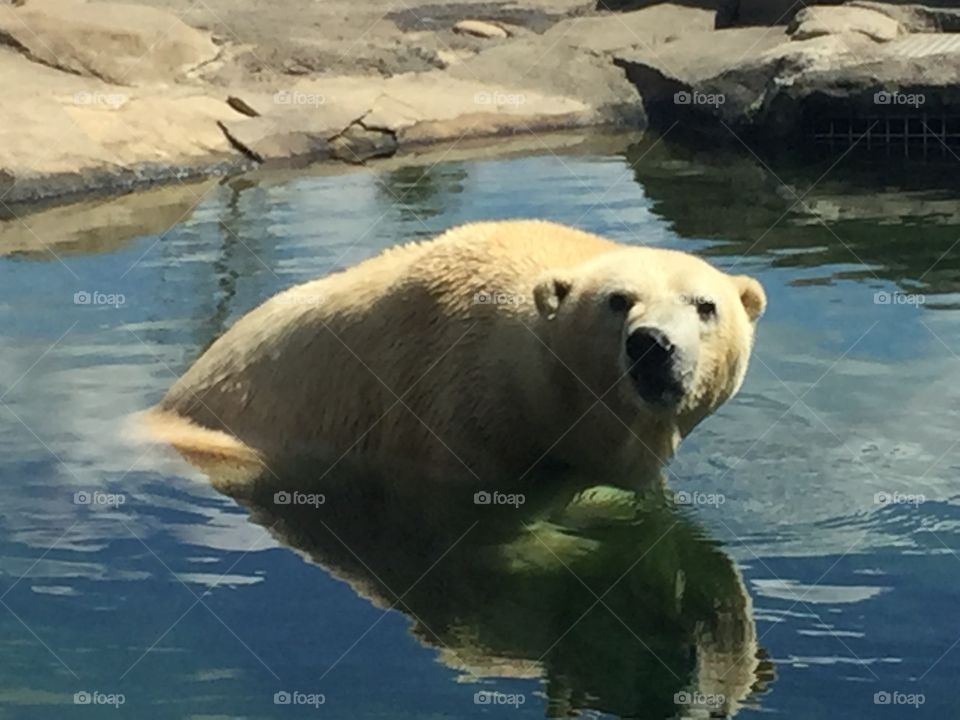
(533, 275, 573, 320)
(732, 275, 766, 322)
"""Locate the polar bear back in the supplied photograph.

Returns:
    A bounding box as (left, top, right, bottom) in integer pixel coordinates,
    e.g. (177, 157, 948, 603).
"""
(156, 220, 618, 478)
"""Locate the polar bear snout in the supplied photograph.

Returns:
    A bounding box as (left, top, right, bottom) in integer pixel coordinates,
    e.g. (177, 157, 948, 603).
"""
(625, 326, 691, 407)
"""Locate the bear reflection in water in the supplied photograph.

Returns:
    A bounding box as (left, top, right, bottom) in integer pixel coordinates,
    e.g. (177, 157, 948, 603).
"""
(202, 457, 773, 719)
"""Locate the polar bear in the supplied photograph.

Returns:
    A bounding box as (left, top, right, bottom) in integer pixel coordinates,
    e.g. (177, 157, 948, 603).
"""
(147, 220, 765, 486)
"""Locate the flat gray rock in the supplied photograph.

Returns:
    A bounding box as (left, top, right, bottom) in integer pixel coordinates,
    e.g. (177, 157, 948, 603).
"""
(616, 17, 960, 143)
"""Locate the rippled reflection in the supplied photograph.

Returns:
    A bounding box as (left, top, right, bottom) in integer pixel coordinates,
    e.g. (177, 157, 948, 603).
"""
(195, 457, 773, 719)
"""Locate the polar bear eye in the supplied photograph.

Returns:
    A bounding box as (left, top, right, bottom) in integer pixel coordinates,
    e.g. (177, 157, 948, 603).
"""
(696, 299, 717, 321)
(608, 293, 630, 313)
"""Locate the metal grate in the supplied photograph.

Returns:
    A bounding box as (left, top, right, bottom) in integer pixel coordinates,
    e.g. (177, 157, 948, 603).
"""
(808, 115, 960, 158)
(884, 33, 960, 59)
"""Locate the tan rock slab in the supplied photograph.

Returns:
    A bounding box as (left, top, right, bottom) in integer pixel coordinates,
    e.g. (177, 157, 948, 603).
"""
(0, 0, 219, 85)
(0, 51, 238, 186)
(220, 72, 590, 162)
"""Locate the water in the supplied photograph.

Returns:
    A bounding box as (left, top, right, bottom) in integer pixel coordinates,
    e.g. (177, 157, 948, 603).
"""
(1, 134, 959, 718)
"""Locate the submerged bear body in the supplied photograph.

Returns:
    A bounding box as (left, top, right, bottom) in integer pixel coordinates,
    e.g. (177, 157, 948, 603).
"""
(149, 220, 765, 486)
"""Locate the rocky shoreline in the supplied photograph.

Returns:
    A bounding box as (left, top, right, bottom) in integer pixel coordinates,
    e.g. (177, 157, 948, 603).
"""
(2, 0, 959, 209)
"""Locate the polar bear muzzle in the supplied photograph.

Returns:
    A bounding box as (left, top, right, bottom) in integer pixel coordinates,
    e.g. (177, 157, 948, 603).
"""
(626, 327, 684, 406)
(625, 326, 694, 407)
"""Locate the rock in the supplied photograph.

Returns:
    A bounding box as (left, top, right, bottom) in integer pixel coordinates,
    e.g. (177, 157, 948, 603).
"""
(0, 51, 244, 203)
(715, 0, 960, 29)
(543, 4, 716, 54)
(217, 116, 333, 164)
(617, 30, 837, 135)
(493, 22, 532, 38)
(362, 94, 422, 133)
(0, 0, 219, 85)
(849, 1, 960, 33)
(66, 93, 240, 165)
(218, 73, 597, 164)
(397, 108, 587, 145)
(434, 49, 474, 68)
(393, 68, 584, 118)
(329, 123, 398, 163)
(282, 59, 312, 76)
(616, 20, 960, 145)
(453, 19, 509, 39)
(0, 0, 662, 206)
(217, 84, 412, 166)
(614, 26, 788, 102)
(217, 85, 369, 164)
(226, 85, 371, 120)
(379, 71, 599, 142)
(226, 96, 260, 118)
(788, 5, 903, 43)
(0, 168, 13, 192)
(449, 35, 645, 126)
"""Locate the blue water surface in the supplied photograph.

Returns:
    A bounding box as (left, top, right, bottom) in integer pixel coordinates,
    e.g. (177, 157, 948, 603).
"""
(1, 134, 959, 718)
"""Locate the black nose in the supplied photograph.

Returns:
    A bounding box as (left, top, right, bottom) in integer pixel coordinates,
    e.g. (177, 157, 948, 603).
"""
(626, 327, 682, 405)
(626, 327, 674, 368)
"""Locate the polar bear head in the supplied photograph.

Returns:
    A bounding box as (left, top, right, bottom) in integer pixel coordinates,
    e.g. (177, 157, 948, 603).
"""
(533, 247, 766, 437)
